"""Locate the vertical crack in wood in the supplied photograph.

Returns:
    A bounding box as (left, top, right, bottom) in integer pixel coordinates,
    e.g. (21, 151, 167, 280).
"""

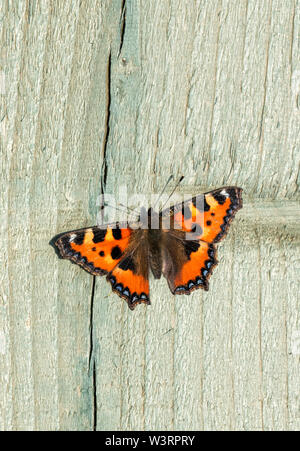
(88, 275, 97, 430)
(118, 0, 127, 58)
(93, 359, 97, 431)
(89, 48, 112, 431)
(101, 49, 112, 202)
(88, 276, 96, 371)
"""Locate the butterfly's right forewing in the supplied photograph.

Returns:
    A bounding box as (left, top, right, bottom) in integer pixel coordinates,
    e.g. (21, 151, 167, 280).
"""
(160, 186, 243, 294)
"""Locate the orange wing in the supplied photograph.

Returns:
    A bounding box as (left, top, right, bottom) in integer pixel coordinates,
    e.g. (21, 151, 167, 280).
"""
(55, 224, 132, 275)
(168, 240, 217, 294)
(107, 251, 150, 310)
(54, 224, 150, 310)
(161, 186, 242, 295)
(161, 186, 243, 243)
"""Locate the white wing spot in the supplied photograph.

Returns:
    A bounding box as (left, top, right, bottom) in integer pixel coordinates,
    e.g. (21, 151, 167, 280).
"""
(220, 189, 229, 197)
(69, 234, 76, 242)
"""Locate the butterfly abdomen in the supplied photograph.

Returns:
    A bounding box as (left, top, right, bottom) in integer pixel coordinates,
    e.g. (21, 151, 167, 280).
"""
(148, 228, 163, 279)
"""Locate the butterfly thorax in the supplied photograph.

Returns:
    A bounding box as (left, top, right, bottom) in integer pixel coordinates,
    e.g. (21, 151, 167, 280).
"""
(138, 207, 163, 279)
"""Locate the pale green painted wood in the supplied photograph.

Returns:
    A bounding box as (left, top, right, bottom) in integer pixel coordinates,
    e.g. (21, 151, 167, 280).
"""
(1, 0, 120, 430)
(0, 0, 299, 431)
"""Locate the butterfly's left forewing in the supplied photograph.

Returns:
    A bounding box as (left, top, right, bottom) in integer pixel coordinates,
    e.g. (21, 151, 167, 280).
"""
(55, 223, 132, 275)
(55, 223, 150, 309)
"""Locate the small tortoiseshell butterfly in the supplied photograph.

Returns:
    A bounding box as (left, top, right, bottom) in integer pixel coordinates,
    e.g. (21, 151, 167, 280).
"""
(54, 186, 242, 310)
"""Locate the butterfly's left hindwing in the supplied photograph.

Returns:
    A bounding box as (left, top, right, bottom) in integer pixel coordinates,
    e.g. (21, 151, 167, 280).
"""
(107, 242, 150, 310)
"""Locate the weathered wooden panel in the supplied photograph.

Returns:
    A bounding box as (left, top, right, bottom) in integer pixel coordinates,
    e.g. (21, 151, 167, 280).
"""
(1, 0, 120, 431)
(0, 0, 299, 431)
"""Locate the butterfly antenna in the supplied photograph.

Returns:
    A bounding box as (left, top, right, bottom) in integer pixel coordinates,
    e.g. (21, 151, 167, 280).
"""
(153, 175, 174, 209)
(103, 203, 138, 219)
(160, 175, 184, 211)
(119, 202, 140, 216)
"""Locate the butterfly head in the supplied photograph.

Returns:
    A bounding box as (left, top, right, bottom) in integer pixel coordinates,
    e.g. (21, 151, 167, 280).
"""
(138, 206, 160, 230)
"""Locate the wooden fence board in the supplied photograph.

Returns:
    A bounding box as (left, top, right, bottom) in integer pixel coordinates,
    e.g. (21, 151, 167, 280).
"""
(0, 0, 299, 431)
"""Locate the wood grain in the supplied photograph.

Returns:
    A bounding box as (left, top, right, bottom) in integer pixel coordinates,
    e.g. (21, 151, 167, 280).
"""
(0, 0, 299, 431)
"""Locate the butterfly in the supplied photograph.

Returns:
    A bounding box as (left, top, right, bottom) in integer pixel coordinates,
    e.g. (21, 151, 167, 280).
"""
(53, 186, 242, 310)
